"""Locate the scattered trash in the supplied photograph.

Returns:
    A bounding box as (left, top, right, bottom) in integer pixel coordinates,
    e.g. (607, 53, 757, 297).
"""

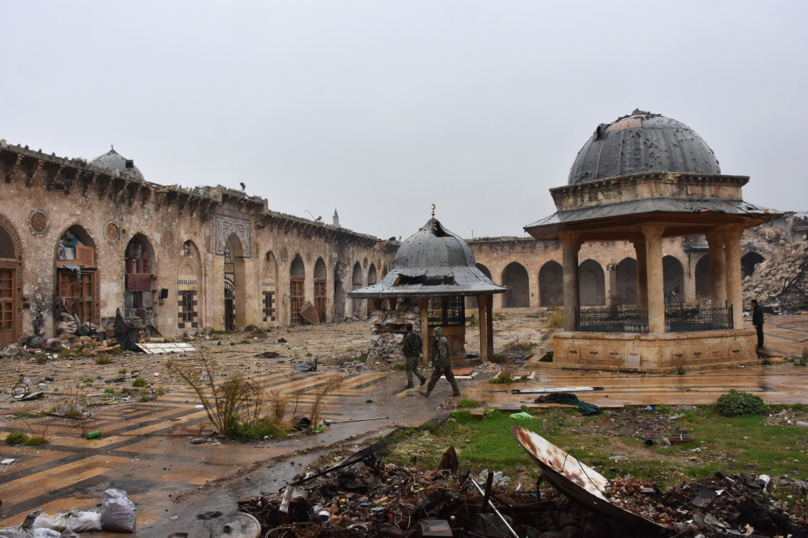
(210, 513, 261, 538)
(1, 459, 15, 465)
(511, 386, 594, 394)
(508, 411, 534, 420)
(197, 511, 224, 520)
(533, 392, 601, 415)
(136, 343, 196, 354)
(85, 431, 101, 439)
(293, 358, 318, 372)
(256, 351, 281, 359)
(31, 509, 102, 532)
(666, 434, 695, 444)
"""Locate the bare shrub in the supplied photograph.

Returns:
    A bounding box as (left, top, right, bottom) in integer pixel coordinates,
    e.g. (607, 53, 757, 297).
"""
(547, 309, 564, 329)
(269, 390, 288, 424)
(166, 352, 264, 438)
(308, 375, 343, 429)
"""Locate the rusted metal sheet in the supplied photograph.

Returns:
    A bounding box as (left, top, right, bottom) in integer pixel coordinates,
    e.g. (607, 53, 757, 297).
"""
(510, 426, 663, 531)
(299, 301, 319, 324)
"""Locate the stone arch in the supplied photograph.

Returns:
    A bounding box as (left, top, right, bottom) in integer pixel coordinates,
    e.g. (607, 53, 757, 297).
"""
(124, 233, 156, 331)
(741, 252, 765, 278)
(615, 257, 638, 305)
(695, 254, 710, 300)
(333, 261, 347, 320)
(224, 233, 246, 330)
(539, 260, 563, 307)
(177, 240, 202, 330)
(0, 216, 22, 348)
(502, 262, 529, 308)
(663, 255, 685, 303)
(290, 254, 305, 324)
(366, 264, 377, 316)
(314, 257, 327, 323)
(352, 262, 364, 317)
(55, 224, 100, 325)
(578, 259, 605, 306)
(382, 265, 388, 278)
(466, 263, 493, 309)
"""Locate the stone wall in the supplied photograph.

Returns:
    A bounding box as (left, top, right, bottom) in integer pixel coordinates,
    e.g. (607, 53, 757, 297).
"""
(0, 142, 396, 340)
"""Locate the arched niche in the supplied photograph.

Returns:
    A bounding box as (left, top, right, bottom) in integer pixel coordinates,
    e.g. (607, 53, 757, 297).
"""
(177, 240, 202, 330)
(539, 260, 563, 307)
(741, 252, 765, 278)
(314, 257, 327, 323)
(290, 254, 305, 324)
(502, 262, 529, 308)
(663, 255, 685, 303)
(0, 216, 22, 348)
(352, 262, 364, 317)
(123, 233, 156, 330)
(615, 257, 638, 305)
(695, 254, 710, 300)
(579, 259, 605, 306)
(224, 233, 246, 330)
(55, 224, 99, 324)
(333, 261, 347, 320)
(262, 251, 278, 324)
(366, 264, 377, 316)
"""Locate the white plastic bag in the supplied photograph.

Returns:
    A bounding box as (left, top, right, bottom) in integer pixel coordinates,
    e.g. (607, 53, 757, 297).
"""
(101, 488, 137, 533)
(32, 510, 102, 532)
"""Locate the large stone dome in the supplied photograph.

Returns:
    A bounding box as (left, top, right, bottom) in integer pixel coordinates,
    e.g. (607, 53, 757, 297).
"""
(568, 110, 721, 185)
(394, 218, 475, 269)
(91, 147, 144, 180)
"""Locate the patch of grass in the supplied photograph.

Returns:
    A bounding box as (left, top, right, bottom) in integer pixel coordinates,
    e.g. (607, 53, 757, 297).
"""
(156, 386, 166, 395)
(392, 363, 406, 371)
(103, 388, 115, 394)
(244, 324, 257, 332)
(547, 310, 564, 329)
(677, 366, 687, 376)
(239, 417, 288, 440)
(5, 431, 29, 445)
(540, 351, 554, 362)
(458, 399, 483, 408)
(306, 352, 313, 357)
(655, 404, 671, 414)
(59, 348, 71, 358)
(82, 377, 93, 384)
(13, 412, 45, 419)
(132, 377, 148, 388)
(24, 436, 48, 446)
(240, 339, 252, 345)
(118, 368, 127, 375)
(356, 354, 367, 363)
(793, 403, 806, 413)
(96, 355, 110, 365)
(138, 389, 150, 402)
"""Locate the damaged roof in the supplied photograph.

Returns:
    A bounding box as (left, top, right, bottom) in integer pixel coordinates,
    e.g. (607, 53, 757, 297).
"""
(348, 218, 507, 298)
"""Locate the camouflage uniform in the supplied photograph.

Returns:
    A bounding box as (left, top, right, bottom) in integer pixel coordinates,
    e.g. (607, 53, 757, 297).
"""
(401, 329, 426, 388)
(422, 327, 460, 397)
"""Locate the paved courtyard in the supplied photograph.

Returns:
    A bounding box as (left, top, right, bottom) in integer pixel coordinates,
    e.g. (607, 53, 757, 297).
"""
(1, 314, 807, 536)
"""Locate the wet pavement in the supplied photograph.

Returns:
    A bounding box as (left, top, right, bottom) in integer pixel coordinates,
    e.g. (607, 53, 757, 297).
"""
(1, 315, 808, 536)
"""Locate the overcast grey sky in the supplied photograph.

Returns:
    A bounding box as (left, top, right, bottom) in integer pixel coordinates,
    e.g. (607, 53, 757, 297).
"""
(2, 1, 806, 240)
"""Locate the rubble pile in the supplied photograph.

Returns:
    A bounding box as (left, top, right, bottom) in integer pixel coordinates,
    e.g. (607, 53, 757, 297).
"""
(236, 442, 808, 538)
(367, 303, 421, 364)
(744, 240, 808, 309)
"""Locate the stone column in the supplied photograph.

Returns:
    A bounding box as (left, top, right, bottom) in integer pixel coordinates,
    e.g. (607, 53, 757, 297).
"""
(633, 239, 648, 311)
(608, 262, 618, 306)
(560, 231, 582, 332)
(724, 225, 745, 329)
(419, 298, 430, 365)
(486, 293, 494, 359)
(706, 230, 727, 307)
(478, 294, 489, 362)
(642, 224, 666, 334)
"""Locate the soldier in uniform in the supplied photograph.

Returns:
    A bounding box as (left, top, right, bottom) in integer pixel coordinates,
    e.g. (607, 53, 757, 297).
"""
(419, 326, 460, 398)
(401, 323, 426, 389)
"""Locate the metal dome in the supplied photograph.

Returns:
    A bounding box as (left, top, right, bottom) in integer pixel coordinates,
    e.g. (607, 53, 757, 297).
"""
(348, 218, 506, 298)
(568, 110, 721, 185)
(91, 147, 144, 180)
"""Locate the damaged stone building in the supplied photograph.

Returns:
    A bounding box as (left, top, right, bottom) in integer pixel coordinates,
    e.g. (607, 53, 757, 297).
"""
(0, 141, 396, 346)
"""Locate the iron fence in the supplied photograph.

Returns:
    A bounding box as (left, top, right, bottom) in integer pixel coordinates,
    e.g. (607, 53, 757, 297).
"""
(428, 296, 465, 327)
(665, 304, 733, 332)
(575, 306, 649, 333)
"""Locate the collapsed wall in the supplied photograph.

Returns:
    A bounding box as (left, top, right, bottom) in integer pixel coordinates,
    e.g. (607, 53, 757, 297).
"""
(743, 238, 808, 309)
(367, 301, 421, 363)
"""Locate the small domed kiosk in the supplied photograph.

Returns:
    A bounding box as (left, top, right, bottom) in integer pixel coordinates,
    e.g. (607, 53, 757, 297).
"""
(349, 216, 506, 362)
(525, 111, 781, 371)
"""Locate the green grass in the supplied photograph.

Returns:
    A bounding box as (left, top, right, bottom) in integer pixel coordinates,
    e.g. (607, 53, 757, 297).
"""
(5, 431, 29, 445)
(385, 405, 808, 491)
(118, 368, 127, 375)
(132, 377, 148, 388)
(239, 418, 289, 440)
(24, 436, 48, 446)
(392, 363, 406, 371)
(240, 339, 252, 345)
(306, 352, 313, 357)
(13, 412, 45, 419)
(356, 354, 367, 363)
(103, 388, 115, 394)
(458, 399, 483, 408)
(82, 377, 93, 384)
(96, 355, 110, 365)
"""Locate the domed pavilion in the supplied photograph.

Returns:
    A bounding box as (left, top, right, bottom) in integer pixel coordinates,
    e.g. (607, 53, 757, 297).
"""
(349, 216, 507, 362)
(91, 147, 145, 180)
(525, 110, 781, 371)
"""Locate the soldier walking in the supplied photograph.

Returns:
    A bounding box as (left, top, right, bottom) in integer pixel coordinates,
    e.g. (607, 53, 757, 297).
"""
(401, 323, 426, 389)
(419, 326, 460, 398)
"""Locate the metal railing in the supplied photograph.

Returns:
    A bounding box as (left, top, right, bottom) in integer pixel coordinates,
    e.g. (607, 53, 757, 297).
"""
(575, 306, 649, 333)
(575, 304, 733, 333)
(665, 304, 733, 332)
